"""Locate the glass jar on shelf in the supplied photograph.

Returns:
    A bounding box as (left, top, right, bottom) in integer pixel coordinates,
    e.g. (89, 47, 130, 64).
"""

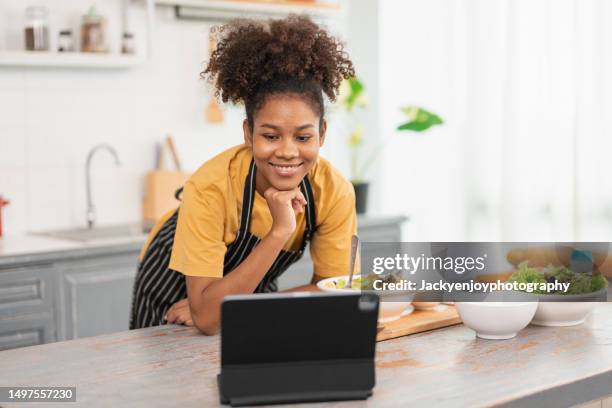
(81, 6, 108, 53)
(24, 6, 50, 51)
(121, 32, 135, 55)
(58, 30, 74, 52)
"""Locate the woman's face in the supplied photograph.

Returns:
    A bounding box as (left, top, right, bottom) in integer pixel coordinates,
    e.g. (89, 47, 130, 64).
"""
(244, 94, 326, 193)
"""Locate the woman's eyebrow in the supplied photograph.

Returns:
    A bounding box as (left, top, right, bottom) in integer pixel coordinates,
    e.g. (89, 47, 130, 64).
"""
(296, 124, 314, 130)
(260, 124, 280, 130)
(259, 124, 314, 130)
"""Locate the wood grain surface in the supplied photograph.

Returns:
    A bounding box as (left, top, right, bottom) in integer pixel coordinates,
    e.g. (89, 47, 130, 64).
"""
(376, 304, 461, 341)
(0, 304, 611, 407)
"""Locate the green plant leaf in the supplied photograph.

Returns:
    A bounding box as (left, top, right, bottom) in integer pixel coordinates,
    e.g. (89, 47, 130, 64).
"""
(397, 121, 434, 132)
(341, 77, 367, 112)
(347, 125, 364, 148)
(400, 106, 419, 120)
(397, 106, 443, 132)
(349, 78, 364, 97)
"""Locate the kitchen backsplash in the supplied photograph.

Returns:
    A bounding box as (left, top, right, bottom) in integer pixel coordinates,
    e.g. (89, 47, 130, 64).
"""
(0, 1, 348, 236)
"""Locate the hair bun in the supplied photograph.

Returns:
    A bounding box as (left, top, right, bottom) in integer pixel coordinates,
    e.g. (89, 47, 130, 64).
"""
(203, 14, 354, 105)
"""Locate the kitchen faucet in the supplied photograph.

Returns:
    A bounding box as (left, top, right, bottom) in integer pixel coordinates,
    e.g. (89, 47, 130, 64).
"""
(86, 144, 121, 229)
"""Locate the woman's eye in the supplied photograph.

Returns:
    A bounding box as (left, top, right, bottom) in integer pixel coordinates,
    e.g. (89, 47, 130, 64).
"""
(297, 135, 313, 142)
(262, 134, 279, 140)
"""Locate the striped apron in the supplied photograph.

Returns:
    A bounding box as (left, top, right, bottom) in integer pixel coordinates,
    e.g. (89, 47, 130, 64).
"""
(129, 159, 316, 329)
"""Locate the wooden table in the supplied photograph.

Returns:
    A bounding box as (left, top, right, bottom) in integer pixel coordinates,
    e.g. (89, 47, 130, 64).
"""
(1, 304, 612, 408)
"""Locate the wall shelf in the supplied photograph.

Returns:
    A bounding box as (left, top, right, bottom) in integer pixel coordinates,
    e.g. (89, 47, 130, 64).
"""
(156, 0, 343, 21)
(0, 51, 146, 69)
(0, 0, 154, 70)
(0, 0, 343, 68)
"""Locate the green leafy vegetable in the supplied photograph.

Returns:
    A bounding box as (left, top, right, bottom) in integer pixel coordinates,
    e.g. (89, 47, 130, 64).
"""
(333, 274, 400, 290)
(508, 262, 609, 295)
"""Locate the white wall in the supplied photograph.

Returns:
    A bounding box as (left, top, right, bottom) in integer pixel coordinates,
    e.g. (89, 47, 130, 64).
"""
(378, 0, 466, 241)
(345, 0, 381, 214)
(0, 0, 349, 236)
(368, 0, 612, 242)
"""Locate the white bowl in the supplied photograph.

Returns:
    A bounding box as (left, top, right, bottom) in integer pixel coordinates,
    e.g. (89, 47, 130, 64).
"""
(530, 288, 608, 326)
(317, 275, 414, 323)
(456, 302, 538, 340)
(531, 303, 597, 326)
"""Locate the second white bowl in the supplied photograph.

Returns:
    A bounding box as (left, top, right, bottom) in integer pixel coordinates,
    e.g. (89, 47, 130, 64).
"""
(456, 302, 538, 340)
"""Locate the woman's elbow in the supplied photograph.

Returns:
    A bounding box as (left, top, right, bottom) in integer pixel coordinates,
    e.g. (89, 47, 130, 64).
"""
(185, 277, 221, 335)
(196, 321, 220, 336)
(192, 310, 220, 335)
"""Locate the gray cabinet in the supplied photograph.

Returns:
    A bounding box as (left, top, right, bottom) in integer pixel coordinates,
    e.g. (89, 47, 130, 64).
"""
(0, 264, 57, 350)
(56, 254, 138, 341)
(0, 247, 140, 350)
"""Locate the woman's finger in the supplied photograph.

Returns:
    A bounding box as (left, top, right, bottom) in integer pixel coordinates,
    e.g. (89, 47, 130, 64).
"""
(177, 309, 193, 325)
(263, 186, 279, 201)
(165, 309, 176, 323)
(170, 307, 186, 323)
(165, 306, 176, 322)
(296, 189, 307, 206)
(165, 298, 190, 322)
(291, 198, 304, 213)
(168, 308, 188, 324)
(289, 189, 306, 214)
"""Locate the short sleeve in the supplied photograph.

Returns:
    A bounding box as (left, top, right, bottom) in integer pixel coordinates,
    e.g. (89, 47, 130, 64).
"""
(169, 180, 227, 277)
(310, 182, 358, 279)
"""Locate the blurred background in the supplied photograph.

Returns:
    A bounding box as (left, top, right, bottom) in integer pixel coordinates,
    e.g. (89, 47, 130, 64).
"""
(1, 0, 611, 242)
(1, 0, 612, 347)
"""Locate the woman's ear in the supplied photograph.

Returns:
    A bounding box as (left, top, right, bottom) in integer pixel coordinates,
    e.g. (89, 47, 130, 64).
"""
(243, 119, 252, 147)
(319, 119, 327, 147)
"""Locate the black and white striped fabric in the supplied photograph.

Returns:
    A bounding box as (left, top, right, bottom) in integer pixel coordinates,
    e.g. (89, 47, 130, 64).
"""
(130, 159, 316, 329)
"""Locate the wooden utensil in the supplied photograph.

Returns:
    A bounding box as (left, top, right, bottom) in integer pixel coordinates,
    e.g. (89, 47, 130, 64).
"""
(165, 134, 182, 172)
(348, 235, 359, 289)
(206, 31, 223, 123)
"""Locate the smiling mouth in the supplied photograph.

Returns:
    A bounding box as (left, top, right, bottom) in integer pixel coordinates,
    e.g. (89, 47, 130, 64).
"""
(269, 162, 304, 177)
(269, 162, 303, 168)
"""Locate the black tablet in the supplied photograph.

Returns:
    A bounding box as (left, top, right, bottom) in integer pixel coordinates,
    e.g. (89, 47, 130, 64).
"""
(218, 291, 379, 406)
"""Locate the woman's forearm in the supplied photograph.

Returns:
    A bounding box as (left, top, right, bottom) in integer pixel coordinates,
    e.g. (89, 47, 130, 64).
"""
(188, 230, 291, 334)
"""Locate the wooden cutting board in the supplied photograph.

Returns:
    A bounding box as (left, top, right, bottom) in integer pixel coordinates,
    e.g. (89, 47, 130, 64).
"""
(376, 304, 462, 342)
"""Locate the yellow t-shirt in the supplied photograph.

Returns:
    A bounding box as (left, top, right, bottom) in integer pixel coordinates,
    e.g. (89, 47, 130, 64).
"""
(167, 144, 357, 280)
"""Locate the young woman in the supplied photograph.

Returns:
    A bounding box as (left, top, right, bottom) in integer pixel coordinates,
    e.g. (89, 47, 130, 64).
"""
(130, 15, 356, 335)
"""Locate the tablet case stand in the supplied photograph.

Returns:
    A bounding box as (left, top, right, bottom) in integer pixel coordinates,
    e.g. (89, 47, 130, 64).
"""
(218, 359, 374, 406)
(217, 292, 379, 406)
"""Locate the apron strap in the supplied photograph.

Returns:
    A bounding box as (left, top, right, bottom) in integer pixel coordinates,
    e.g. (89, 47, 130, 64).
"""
(236, 159, 257, 240)
(299, 175, 317, 251)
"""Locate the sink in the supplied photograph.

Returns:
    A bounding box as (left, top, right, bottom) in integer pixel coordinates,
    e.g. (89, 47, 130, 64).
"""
(33, 223, 152, 243)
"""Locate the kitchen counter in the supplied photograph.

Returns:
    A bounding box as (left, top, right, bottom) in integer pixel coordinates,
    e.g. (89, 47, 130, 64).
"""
(0, 215, 407, 268)
(0, 216, 408, 349)
(0, 233, 146, 268)
(1, 303, 611, 408)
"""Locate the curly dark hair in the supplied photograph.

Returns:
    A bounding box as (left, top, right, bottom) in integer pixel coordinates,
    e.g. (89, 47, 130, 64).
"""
(202, 14, 355, 129)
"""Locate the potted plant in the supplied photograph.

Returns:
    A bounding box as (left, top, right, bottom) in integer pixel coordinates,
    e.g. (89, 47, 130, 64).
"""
(338, 77, 444, 214)
(338, 78, 376, 214)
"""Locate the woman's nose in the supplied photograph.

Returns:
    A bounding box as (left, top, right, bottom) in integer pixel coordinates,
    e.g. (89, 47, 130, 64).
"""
(275, 138, 299, 158)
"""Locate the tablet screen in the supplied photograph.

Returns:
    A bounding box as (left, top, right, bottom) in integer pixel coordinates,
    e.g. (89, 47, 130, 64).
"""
(221, 292, 379, 366)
